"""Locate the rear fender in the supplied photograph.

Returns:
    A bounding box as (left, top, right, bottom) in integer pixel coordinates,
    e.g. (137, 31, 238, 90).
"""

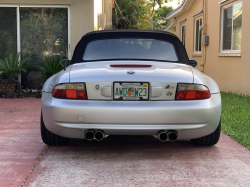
(42, 65, 72, 93)
(191, 68, 220, 94)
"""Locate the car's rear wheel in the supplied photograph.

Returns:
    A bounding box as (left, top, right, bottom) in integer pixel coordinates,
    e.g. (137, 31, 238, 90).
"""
(191, 120, 221, 146)
(41, 112, 70, 146)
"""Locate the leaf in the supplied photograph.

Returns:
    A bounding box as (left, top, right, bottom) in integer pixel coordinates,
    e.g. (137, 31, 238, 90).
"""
(0, 52, 34, 79)
(36, 55, 64, 83)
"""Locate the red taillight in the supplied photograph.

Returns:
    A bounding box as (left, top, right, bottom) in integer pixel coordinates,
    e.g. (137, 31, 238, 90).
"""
(52, 89, 66, 99)
(110, 64, 152, 68)
(175, 84, 210, 100)
(66, 90, 77, 98)
(52, 83, 87, 99)
(197, 90, 211, 99)
(76, 90, 87, 99)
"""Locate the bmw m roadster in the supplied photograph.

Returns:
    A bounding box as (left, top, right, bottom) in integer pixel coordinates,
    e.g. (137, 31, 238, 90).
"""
(41, 30, 221, 146)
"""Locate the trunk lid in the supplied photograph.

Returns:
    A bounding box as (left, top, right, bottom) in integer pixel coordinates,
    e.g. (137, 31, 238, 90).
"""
(69, 61, 193, 100)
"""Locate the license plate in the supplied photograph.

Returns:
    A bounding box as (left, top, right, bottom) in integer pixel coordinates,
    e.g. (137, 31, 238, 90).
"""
(113, 82, 149, 100)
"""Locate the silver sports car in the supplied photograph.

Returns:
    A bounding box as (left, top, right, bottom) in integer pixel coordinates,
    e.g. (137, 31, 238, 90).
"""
(41, 30, 221, 146)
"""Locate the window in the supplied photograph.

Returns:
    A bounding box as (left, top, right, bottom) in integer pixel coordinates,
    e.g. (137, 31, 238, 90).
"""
(181, 25, 186, 46)
(0, 6, 70, 89)
(83, 38, 178, 62)
(221, 1, 242, 52)
(194, 17, 202, 53)
(0, 7, 17, 60)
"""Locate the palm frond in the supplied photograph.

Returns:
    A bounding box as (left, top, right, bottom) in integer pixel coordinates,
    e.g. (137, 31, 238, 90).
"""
(0, 52, 34, 79)
(37, 55, 64, 83)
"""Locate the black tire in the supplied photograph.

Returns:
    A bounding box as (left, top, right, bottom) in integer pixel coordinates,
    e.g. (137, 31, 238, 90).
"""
(191, 120, 221, 146)
(41, 112, 70, 146)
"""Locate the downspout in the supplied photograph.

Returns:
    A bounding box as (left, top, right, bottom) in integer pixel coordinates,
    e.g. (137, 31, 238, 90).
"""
(201, 0, 207, 73)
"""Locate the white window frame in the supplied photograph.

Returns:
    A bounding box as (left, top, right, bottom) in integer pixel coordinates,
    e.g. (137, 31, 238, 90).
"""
(181, 24, 186, 46)
(220, 1, 242, 53)
(194, 17, 202, 53)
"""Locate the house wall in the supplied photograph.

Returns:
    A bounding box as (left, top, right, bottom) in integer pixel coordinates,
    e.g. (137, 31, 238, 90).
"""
(173, 0, 249, 95)
(0, 0, 112, 57)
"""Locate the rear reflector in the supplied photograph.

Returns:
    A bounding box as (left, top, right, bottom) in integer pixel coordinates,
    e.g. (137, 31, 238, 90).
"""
(52, 83, 87, 99)
(175, 84, 210, 100)
(110, 64, 152, 68)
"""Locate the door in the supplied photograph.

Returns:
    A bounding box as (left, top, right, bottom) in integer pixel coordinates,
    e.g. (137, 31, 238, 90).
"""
(20, 7, 69, 89)
(0, 6, 70, 89)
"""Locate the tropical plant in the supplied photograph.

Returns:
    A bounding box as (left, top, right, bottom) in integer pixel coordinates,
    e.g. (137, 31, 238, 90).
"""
(113, 0, 151, 29)
(0, 52, 33, 99)
(0, 52, 33, 78)
(37, 55, 65, 83)
(113, 0, 178, 30)
(153, 6, 174, 30)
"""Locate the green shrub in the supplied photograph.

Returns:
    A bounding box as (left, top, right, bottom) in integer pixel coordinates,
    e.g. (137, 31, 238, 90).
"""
(0, 76, 31, 99)
(37, 56, 64, 83)
(0, 53, 33, 98)
(36, 83, 43, 98)
(0, 52, 33, 78)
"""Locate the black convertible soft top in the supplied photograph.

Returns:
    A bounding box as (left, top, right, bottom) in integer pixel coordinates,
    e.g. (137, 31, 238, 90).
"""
(71, 30, 190, 65)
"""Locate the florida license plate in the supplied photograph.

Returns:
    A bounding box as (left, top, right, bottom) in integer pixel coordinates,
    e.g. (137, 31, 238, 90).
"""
(113, 82, 149, 100)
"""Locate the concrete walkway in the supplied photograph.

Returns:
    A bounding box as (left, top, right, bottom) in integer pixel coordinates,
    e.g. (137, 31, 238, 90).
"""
(0, 98, 250, 187)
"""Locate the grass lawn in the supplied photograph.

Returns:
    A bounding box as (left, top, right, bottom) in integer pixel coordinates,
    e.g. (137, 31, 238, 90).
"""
(221, 92, 250, 149)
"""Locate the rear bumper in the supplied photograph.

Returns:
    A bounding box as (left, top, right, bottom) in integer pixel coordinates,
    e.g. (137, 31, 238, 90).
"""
(42, 92, 221, 140)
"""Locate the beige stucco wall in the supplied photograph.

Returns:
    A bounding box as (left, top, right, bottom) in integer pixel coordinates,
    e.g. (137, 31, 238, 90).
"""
(0, 0, 112, 58)
(172, 0, 249, 95)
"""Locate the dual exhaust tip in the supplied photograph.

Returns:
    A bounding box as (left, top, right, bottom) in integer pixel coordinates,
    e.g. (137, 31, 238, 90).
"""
(158, 130, 178, 142)
(86, 129, 178, 142)
(85, 130, 105, 141)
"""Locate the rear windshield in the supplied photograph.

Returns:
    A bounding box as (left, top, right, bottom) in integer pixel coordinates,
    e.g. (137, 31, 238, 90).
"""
(83, 38, 178, 61)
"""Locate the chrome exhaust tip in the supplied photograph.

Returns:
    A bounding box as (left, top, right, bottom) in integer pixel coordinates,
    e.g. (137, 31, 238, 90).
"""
(94, 130, 105, 141)
(157, 130, 168, 142)
(85, 130, 95, 141)
(168, 131, 178, 142)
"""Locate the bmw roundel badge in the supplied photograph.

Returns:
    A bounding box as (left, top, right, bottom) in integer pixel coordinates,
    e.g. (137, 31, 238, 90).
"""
(95, 85, 100, 90)
(127, 70, 135, 75)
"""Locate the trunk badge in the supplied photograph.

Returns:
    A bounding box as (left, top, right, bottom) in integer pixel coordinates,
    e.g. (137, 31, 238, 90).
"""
(95, 85, 100, 90)
(127, 70, 135, 75)
(165, 85, 175, 89)
(166, 91, 173, 96)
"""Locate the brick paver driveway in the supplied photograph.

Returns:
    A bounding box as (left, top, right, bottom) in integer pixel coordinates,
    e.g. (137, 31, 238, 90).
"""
(0, 98, 250, 187)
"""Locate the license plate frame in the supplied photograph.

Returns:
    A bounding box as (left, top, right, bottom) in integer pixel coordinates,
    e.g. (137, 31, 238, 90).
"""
(113, 82, 150, 101)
